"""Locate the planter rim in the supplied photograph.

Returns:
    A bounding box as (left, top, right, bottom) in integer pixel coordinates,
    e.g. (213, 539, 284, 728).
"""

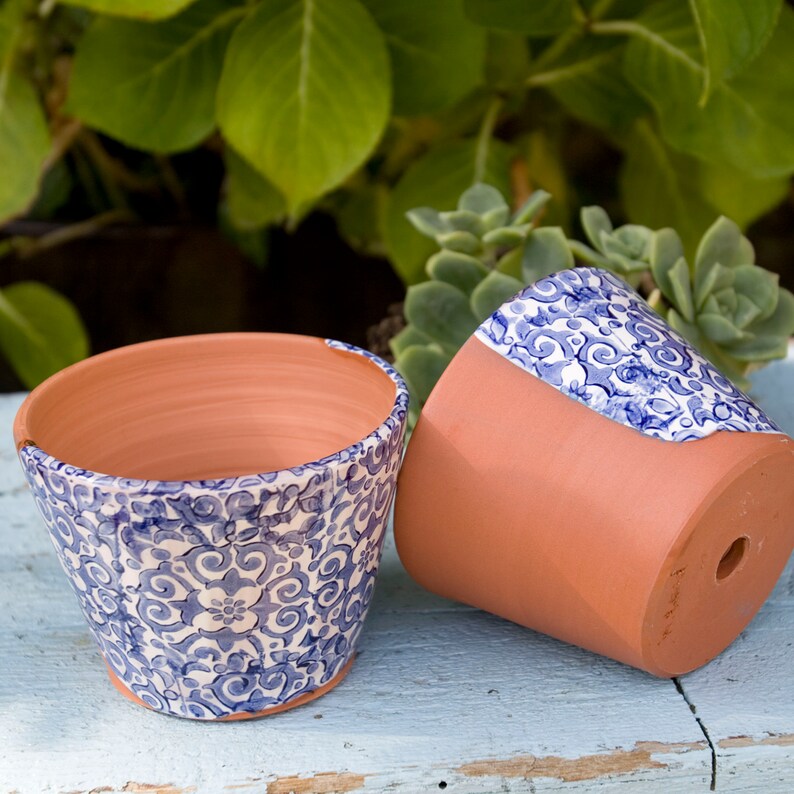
(14, 331, 409, 488)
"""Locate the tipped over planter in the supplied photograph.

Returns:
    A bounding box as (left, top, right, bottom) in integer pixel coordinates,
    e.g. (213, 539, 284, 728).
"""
(394, 267, 794, 677)
(14, 333, 408, 720)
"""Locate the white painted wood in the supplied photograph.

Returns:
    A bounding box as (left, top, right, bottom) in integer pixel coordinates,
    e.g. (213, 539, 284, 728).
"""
(676, 350, 794, 793)
(1, 350, 792, 793)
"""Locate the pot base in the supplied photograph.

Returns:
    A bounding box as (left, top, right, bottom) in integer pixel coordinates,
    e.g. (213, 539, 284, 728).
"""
(104, 656, 356, 721)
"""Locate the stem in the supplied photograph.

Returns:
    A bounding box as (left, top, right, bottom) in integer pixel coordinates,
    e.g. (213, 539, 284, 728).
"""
(589, 19, 645, 36)
(13, 209, 134, 259)
(473, 96, 503, 183)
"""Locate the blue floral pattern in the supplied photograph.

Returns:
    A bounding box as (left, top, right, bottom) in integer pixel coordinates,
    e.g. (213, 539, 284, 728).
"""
(475, 268, 781, 442)
(18, 340, 408, 720)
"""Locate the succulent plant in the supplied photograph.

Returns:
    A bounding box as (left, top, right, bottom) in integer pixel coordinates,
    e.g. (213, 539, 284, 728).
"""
(647, 217, 794, 387)
(391, 184, 573, 421)
(392, 183, 794, 420)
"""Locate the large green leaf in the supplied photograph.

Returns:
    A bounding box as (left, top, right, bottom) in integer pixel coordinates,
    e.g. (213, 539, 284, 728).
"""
(624, 2, 794, 177)
(0, 282, 89, 389)
(689, 0, 782, 102)
(463, 0, 575, 36)
(535, 37, 647, 130)
(0, 0, 51, 222)
(68, 0, 242, 153)
(60, 0, 198, 19)
(224, 147, 285, 230)
(0, 72, 51, 223)
(384, 137, 514, 283)
(217, 0, 391, 215)
(361, 0, 485, 116)
(620, 119, 789, 255)
(620, 119, 728, 255)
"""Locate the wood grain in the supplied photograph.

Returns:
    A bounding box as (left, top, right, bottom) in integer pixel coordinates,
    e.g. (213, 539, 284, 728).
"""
(1, 349, 793, 792)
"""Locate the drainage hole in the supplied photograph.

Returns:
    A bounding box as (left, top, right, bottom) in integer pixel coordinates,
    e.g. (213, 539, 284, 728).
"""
(716, 536, 748, 581)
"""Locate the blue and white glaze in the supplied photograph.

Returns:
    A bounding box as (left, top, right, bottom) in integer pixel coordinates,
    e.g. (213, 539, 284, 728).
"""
(475, 267, 781, 442)
(18, 341, 409, 720)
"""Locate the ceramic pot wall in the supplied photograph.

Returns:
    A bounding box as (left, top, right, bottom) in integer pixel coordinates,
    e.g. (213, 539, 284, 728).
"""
(394, 268, 794, 677)
(14, 333, 408, 719)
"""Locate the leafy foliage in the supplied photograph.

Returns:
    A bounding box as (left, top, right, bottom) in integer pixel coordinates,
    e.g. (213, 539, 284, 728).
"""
(394, 183, 794, 418)
(1, 0, 794, 386)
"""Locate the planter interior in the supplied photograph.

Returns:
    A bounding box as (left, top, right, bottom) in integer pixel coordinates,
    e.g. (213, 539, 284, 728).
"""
(15, 332, 397, 480)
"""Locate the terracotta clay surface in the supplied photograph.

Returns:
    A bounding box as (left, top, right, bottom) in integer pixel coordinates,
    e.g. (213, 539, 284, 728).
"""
(14, 333, 398, 480)
(394, 335, 794, 677)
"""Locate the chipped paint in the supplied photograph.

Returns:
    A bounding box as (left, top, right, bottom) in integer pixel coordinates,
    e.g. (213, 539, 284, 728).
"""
(719, 734, 794, 748)
(266, 772, 366, 794)
(457, 741, 705, 783)
(121, 784, 196, 794)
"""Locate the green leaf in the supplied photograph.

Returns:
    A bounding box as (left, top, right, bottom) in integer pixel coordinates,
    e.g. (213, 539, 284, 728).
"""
(581, 206, 612, 252)
(732, 265, 779, 320)
(0, 72, 51, 223)
(748, 287, 794, 337)
(726, 334, 789, 361)
(436, 230, 482, 254)
(439, 209, 486, 236)
(689, 0, 782, 102)
(696, 163, 788, 229)
(512, 189, 552, 225)
(482, 226, 525, 247)
(60, 0, 198, 19)
(389, 324, 433, 357)
(217, 0, 391, 214)
(0, 282, 89, 389)
(624, 2, 794, 177)
(698, 312, 746, 343)
(0, 0, 51, 222)
(404, 280, 479, 348)
(68, 0, 243, 153)
(406, 207, 449, 237)
(521, 227, 573, 283)
(224, 147, 285, 231)
(395, 343, 452, 404)
(459, 182, 509, 214)
(426, 251, 488, 294)
(463, 0, 575, 36)
(668, 257, 695, 322)
(695, 215, 742, 295)
(384, 138, 514, 283)
(361, 0, 485, 116)
(470, 270, 523, 319)
(485, 31, 531, 91)
(537, 37, 648, 130)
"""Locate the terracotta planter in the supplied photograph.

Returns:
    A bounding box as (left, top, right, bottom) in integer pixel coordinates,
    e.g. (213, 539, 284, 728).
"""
(394, 268, 794, 677)
(14, 333, 408, 719)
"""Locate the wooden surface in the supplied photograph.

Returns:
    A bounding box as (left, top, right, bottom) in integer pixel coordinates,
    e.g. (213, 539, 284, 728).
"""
(1, 351, 793, 793)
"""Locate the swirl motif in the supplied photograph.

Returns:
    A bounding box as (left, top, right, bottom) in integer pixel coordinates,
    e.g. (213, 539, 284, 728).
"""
(475, 268, 781, 442)
(18, 340, 408, 720)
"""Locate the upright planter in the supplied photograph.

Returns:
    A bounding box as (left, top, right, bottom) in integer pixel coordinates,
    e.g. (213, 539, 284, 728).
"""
(14, 333, 408, 719)
(394, 268, 794, 676)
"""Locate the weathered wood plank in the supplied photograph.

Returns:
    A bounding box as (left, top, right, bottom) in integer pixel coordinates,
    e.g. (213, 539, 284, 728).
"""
(676, 350, 794, 793)
(1, 343, 791, 794)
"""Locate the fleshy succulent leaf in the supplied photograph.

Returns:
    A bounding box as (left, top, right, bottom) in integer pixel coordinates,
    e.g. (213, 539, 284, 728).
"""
(406, 207, 449, 238)
(694, 216, 743, 297)
(697, 312, 748, 344)
(746, 287, 794, 338)
(482, 226, 526, 247)
(458, 183, 508, 214)
(581, 206, 613, 253)
(731, 265, 779, 320)
(482, 205, 511, 230)
(568, 239, 610, 267)
(396, 343, 452, 405)
(389, 324, 433, 357)
(694, 261, 734, 310)
(426, 250, 489, 295)
(404, 280, 479, 348)
(439, 209, 486, 236)
(512, 189, 552, 225)
(522, 227, 573, 283)
(469, 270, 524, 319)
(668, 257, 695, 322)
(650, 228, 685, 304)
(436, 230, 482, 254)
